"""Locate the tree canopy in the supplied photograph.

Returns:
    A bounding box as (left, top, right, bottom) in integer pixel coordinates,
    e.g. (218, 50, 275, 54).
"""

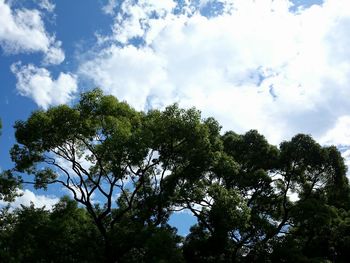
(1, 89, 350, 262)
(0, 118, 20, 202)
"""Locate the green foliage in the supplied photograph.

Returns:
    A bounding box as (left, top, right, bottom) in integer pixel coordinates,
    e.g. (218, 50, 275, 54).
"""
(0, 170, 20, 202)
(184, 131, 350, 262)
(9, 89, 218, 262)
(0, 197, 103, 262)
(0, 118, 21, 202)
(2, 89, 350, 262)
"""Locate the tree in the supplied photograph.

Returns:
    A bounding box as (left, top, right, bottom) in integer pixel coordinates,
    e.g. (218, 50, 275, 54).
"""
(8, 89, 350, 262)
(0, 197, 103, 262)
(10, 89, 220, 262)
(0, 170, 19, 202)
(183, 131, 350, 262)
(0, 118, 20, 202)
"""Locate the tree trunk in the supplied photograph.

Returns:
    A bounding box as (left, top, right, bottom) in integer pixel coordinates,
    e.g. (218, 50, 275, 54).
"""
(104, 238, 116, 263)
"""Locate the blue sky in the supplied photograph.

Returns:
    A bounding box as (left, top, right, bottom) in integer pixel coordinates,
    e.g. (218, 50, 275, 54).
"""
(2, 0, 350, 235)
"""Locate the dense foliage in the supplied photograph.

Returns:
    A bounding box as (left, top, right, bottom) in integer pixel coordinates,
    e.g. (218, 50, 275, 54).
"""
(0, 118, 20, 202)
(1, 89, 350, 262)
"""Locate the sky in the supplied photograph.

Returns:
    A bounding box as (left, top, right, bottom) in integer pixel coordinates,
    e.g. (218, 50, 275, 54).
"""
(1, 0, 350, 234)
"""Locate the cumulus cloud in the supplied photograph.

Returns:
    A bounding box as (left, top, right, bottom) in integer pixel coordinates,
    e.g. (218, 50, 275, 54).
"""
(79, 0, 350, 145)
(0, 188, 59, 210)
(80, 45, 169, 108)
(11, 63, 78, 109)
(0, 0, 64, 64)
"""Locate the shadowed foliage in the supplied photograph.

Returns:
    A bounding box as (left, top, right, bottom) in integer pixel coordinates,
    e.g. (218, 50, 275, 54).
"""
(1, 89, 349, 262)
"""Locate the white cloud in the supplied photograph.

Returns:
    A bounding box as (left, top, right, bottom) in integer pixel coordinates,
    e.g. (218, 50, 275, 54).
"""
(79, 0, 350, 145)
(42, 40, 65, 65)
(80, 45, 169, 109)
(0, 188, 59, 210)
(0, 0, 64, 64)
(102, 0, 117, 15)
(37, 0, 55, 13)
(320, 116, 350, 146)
(11, 63, 78, 109)
(111, 0, 177, 44)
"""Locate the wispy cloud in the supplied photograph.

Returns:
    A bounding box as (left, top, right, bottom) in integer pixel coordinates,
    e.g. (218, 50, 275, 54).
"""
(37, 0, 55, 13)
